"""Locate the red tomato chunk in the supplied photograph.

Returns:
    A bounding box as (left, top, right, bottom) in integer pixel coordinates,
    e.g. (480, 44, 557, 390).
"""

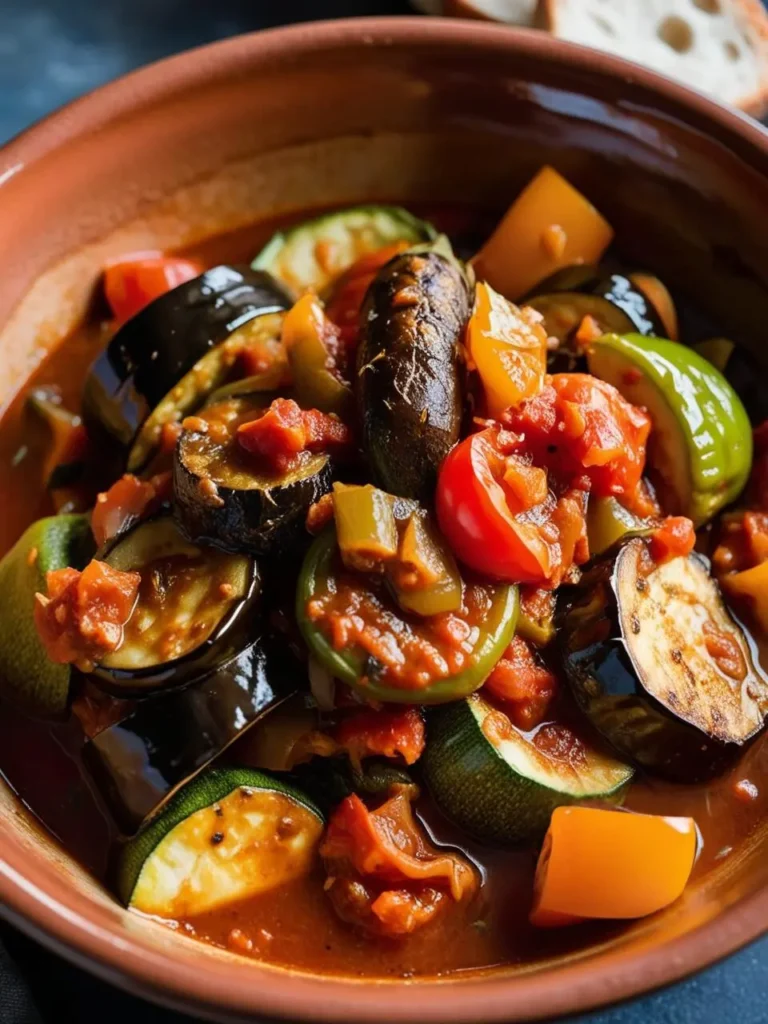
(34, 560, 140, 671)
(484, 635, 557, 730)
(334, 707, 426, 768)
(237, 398, 350, 472)
(321, 792, 477, 937)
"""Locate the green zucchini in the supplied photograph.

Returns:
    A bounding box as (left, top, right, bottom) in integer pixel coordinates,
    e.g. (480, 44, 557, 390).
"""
(118, 766, 323, 915)
(252, 205, 437, 296)
(0, 514, 93, 717)
(588, 333, 752, 526)
(423, 695, 633, 845)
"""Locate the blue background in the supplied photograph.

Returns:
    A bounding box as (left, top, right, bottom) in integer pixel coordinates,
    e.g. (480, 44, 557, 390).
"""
(1, 0, 768, 1020)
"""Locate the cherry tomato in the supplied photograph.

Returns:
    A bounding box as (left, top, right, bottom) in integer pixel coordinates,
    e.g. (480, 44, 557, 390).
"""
(103, 252, 202, 323)
(436, 429, 557, 584)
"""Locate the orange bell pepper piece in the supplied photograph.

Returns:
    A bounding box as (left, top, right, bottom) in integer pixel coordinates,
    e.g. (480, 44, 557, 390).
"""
(472, 166, 613, 301)
(530, 807, 697, 927)
(721, 560, 768, 634)
(629, 272, 679, 340)
(467, 282, 548, 417)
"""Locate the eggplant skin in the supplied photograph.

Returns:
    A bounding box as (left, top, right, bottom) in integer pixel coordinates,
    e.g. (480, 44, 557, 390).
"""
(356, 252, 470, 501)
(173, 428, 333, 557)
(558, 539, 768, 783)
(83, 266, 291, 450)
(83, 631, 299, 833)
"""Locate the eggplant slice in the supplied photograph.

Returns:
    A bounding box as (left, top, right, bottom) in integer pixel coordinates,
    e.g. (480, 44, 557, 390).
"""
(173, 395, 333, 555)
(83, 630, 299, 832)
(89, 516, 260, 698)
(527, 268, 666, 371)
(84, 265, 291, 470)
(560, 537, 768, 781)
(356, 249, 470, 501)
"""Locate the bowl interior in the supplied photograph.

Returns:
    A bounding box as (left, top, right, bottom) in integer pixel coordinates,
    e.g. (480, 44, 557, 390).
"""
(2, 18, 768, 1024)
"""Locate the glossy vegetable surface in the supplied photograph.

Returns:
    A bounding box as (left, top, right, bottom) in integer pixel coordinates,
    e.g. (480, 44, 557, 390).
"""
(560, 538, 768, 781)
(0, 515, 92, 716)
(89, 517, 260, 697)
(424, 694, 632, 845)
(472, 167, 613, 300)
(103, 253, 203, 323)
(588, 333, 753, 526)
(84, 265, 291, 470)
(173, 396, 333, 556)
(84, 629, 299, 831)
(530, 807, 697, 926)
(118, 766, 323, 912)
(296, 529, 518, 704)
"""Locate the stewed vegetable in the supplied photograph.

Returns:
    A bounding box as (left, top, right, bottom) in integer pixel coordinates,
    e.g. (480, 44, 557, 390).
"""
(3, 171, 768, 979)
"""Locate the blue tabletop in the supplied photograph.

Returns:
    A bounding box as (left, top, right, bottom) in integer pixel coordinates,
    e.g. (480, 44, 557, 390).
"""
(2, 2, 768, 1021)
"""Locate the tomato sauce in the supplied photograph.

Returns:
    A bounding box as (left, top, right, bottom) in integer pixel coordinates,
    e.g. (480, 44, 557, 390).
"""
(3, 205, 768, 980)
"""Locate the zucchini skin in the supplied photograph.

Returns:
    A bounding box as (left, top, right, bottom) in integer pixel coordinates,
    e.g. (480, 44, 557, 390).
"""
(173, 429, 333, 556)
(423, 699, 629, 846)
(117, 766, 322, 905)
(356, 252, 470, 501)
(559, 542, 763, 782)
(83, 265, 291, 454)
(84, 631, 300, 833)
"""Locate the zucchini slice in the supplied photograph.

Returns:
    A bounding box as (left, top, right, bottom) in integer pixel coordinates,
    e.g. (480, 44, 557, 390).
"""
(83, 265, 291, 471)
(173, 395, 333, 555)
(91, 516, 260, 697)
(252, 205, 437, 296)
(83, 630, 299, 831)
(118, 767, 323, 915)
(560, 537, 768, 781)
(527, 269, 666, 370)
(587, 333, 752, 526)
(0, 514, 92, 717)
(423, 695, 633, 845)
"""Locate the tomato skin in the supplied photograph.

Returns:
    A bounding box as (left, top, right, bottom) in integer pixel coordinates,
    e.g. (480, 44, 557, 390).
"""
(436, 430, 553, 584)
(103, 253, 203, 322)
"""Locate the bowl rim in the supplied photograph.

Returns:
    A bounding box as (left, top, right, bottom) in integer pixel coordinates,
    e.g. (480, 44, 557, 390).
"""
(2, 15, 768, 1023)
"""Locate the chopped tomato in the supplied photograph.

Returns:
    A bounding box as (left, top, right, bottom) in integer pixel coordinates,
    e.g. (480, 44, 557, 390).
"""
(504, 374, 651, 500)
(702, 621, 747, 681)
(322, 792, 476, 899)
(91, 472, 172, 547)
(435, 427, 589, 586)
(325, 242, 411, 348)
(649, 516, 696, 564)
(103, 253, 203, 323)
(321, 791, 477, 937)
(237, 398, 351, 472)
(34, 560, 140, 671)
(305, 492, 336, 534)
(484, 636, 557, 730)
(530, 807, 696, 927)
(466, 282, 548, 417)
(334, 707, 426, 769)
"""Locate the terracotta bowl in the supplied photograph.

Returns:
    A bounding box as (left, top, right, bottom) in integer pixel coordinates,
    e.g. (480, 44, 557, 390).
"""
(2, 16, 768, 1023)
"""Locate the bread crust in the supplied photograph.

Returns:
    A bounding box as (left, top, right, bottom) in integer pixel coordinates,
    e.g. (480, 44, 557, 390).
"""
(535, 0, 768, 118)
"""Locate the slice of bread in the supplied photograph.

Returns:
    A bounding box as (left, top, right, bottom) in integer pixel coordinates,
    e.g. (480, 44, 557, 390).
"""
(443, 0, 539, 22)
(537, 0, 768, 117)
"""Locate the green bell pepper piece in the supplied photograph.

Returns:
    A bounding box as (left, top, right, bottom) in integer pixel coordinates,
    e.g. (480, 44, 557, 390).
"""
(296, 528, 518, 705)
(588, 333, 753, 526)
(333, 483, 398, 572)
(586, 496, 652, 558)
(388, 509, 463, 617)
